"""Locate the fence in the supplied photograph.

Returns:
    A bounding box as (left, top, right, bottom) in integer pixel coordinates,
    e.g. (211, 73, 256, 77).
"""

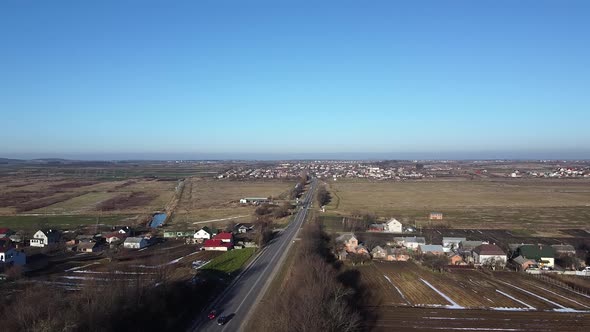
(532, 273, 590, 297)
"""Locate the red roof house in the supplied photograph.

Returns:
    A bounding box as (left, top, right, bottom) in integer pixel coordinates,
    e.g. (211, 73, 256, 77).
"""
(0, 228, 15, 238)
(203, 239, 232, 251)
(213, 232, 233, 244)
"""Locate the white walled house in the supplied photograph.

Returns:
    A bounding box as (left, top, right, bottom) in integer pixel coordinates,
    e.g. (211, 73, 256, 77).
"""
(29, 230, 60, 248)
(385, 218, 403, 233)
(393, 237, 425, 250)
(194, 228, 213, 241)
(473, 244, 507, 267)
(123, 237, 148, 249)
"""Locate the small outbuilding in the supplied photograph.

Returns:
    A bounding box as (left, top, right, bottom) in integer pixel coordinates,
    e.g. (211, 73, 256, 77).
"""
(123, 237, 149, 249)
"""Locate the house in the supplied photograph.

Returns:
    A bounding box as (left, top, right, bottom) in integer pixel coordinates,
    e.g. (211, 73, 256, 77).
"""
(459, 240, 485, 263)
(368, 223, 386, 232)
(385, 218, 403, 233)
(115, 227, 132, 236)
(513, 255, 537, 271)
(387, 247, 410, 261)
(473, 244, 507, 267)
(235, 223, 254, 234)
(418, 244, 445, 256)
(239, 197, 271, 205)
(203, 239, 232, 251)
(8, 234, 23, 244)
(0, 228, 15, 239)
(393, 236, 426, 250)
(371, 246, 387, 259)
(29, 229, 60, 248)
(194, 227, 215, 241)
(336, 233, 359, 252)
(123, 237, 149, 249)
(77, 241, 100, 253)
(449, 253, 464, 265)
(65, 239, 77, 251)
(164, 231, 193, 239)
(0, 239, 26, 265)
(373, 246, 409, 261)
(442, 237, 466, 252)
(213, 232, 233, 244)
(104, 232, 127, 244)
(355, 244, 370, 256)
(551, 244, 576, 256)
(460, 240, 484, 252)
(429, 212, 443, 220)
(514, 244, 555, 268)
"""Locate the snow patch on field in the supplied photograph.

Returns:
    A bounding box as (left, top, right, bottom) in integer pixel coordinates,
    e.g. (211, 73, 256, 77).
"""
(497, 280, 569, 310)
(420, 278, 464, 309)
(496, 290, 535, 310)
(62, 276, 137, 281)
(134, 251, 200, 268)
(383, 275, 410, 304)
(73, 270, 155, 275)
(427, 328, 523, 331)
(491, 307, 530, 312)
(529, 284, 590, 309)
(65, 262, 99, 272)
(553, 308, 590, 313)
(424, 317, 484, 320)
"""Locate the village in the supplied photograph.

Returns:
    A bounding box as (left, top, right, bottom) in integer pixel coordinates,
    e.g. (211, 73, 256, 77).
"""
(333, 213, 590, 274)
(0, 211, 262, 287)
(216, 160, 590, 182)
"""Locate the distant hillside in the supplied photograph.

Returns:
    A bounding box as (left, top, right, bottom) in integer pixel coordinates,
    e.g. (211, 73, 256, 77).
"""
(0, 158, 25, 164)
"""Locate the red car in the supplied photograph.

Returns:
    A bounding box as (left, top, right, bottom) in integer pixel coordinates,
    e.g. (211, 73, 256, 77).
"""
(208, 310, 217, 320)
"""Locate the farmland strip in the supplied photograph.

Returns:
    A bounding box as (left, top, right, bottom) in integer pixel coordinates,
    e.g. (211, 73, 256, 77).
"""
(420, 278, 464, 309)
(496, 280, 569, 310)
(527, 284, 590, 309)
(383, 275, 410, 304)
(495, 290, 535, 310)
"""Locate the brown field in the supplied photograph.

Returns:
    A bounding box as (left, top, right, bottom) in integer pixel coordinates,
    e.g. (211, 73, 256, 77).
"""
(0, 177, 176, 215)
(326, 179, 590, 229)
(359, 261, 590, 331)
(27, 240, 224, 289)
(170, 178, 294, 228)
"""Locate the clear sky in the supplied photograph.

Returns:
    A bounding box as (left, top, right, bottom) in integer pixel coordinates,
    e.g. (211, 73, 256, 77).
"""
(1, 0, 589, 160)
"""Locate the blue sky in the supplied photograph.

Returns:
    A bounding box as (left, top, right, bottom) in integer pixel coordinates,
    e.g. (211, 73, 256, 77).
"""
(1, 1, 589, 160)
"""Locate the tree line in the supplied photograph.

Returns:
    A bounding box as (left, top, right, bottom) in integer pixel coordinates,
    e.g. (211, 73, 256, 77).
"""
(254, 218, 375, 332)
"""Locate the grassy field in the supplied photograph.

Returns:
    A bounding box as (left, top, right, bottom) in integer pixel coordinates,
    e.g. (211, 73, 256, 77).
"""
(0, 214, 133, 231)
(201, 248, 256, 274)
(171, 179, 294, 229)
(325, 179, 590, 229)
(0, 173, 179, 230)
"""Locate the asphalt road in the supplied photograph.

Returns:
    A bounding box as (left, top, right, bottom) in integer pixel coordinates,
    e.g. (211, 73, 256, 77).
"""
(190, 179, 318, 332)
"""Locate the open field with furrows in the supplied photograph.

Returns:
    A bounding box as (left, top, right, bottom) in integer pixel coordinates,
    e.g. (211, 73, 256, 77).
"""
(326, 179, 590, 229)
(359, 261, 590, 331)
(0, 177, 177, 215)
(370, 306, 590, 332)
(0, 175, 178, 230)
(24, 240, 225, 290)
(359, 261, 590, 311)
(0, 215, 136, 231)
(0, 162, 225, 180)
(170, 178, 294, 228)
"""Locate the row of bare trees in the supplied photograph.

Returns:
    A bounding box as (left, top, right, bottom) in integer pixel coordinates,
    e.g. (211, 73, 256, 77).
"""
(255, 219, 374, 332)
(0, 266, 221, 332)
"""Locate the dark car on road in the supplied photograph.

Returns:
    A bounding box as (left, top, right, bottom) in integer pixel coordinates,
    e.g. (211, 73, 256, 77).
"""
(217, 316, 228, 325)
